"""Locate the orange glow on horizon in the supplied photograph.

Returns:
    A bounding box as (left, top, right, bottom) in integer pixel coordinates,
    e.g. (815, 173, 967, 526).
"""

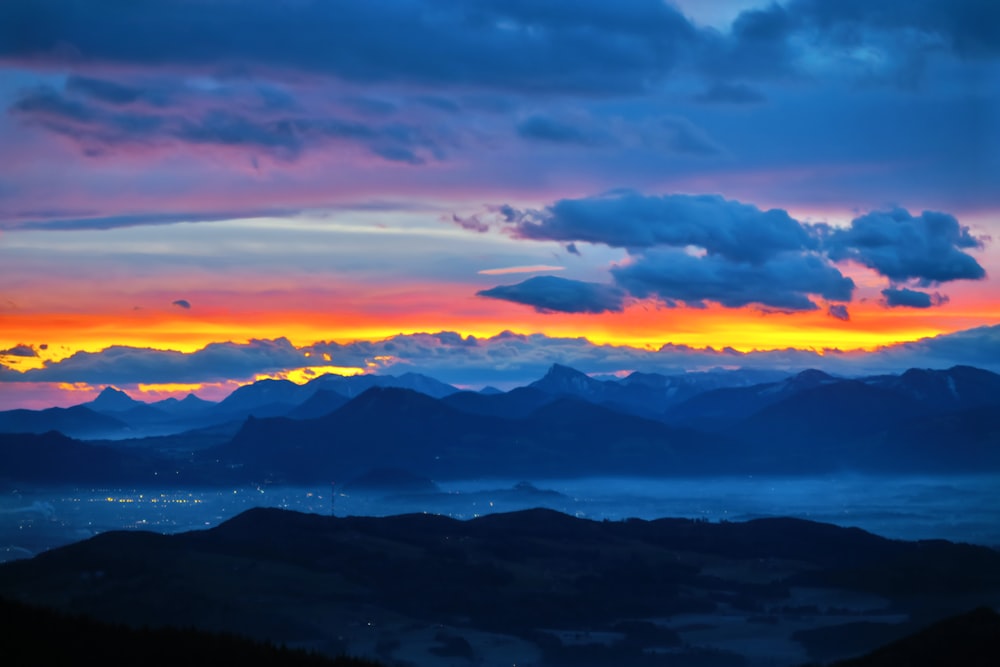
(2, 296, 996, 362)
(2, 271, 998, 366)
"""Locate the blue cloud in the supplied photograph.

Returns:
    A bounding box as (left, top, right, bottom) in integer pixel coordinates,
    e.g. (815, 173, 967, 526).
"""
(0, 0, 699, 95)
(825, 208, 986, 284)
(477, 276, 626, 314)
(457, 192, 989, 314)
(516, 115, 601, 146)
(612, 248, 854, 311)
(497, 192, 819, 263)
(11, 83, 442, 163)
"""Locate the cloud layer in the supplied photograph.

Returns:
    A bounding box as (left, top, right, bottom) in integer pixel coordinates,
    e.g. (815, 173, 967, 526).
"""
(461, 192, 986, 313)
(4, 326, 1000, 391)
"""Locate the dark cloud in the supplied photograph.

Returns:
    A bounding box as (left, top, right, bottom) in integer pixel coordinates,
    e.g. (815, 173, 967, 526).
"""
(516, 115, 602, 146)
(828, 304, 850, 321)
(477, 275, 626, 314)
(699, 3, 798, 81)
(611, 249, 854, 311)
(825, 208, 986, 284)
(0, 344, 38, 357)
(65, 75, 169, 107)
(881, 287, 949, 309)
(694, 0, 1000, 87)
(496, 192, 818, 263)
(785, 0, 1000, 59)
(171, 299, 191, 310)
(10, 84, 442, 163)
(1, 1, 993, 104)
(0, 0, 699, 95)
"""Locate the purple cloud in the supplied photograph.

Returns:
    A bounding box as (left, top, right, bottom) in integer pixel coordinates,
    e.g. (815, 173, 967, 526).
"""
(828, 304, 851, 321)
(881, 287, 949, 309)
(0, 344, 38, 357)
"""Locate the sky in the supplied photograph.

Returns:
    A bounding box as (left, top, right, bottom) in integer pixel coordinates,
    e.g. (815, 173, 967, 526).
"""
(0, 0, 998, 408)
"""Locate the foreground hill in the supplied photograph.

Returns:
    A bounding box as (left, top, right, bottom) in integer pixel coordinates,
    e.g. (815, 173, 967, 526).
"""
(830, 606, 1000, 667)
(2, 507, 999, 666)
(0, 596, 380, 667)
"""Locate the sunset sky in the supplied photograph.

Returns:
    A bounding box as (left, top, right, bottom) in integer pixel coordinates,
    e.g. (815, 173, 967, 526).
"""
(1, 0, 998, 408)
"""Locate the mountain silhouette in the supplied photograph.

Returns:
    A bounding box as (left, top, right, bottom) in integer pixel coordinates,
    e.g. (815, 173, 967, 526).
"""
(0, 406, 130, 440)
(87, 386, 143, 412)
(3, 507, 999, 666)
(215, 386, 719, 482)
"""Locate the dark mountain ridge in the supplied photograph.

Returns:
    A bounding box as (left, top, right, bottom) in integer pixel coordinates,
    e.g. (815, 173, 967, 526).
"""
(2, 364, 998, 484)
(3, 507, 999, 667)
(213, 386, 721, 482)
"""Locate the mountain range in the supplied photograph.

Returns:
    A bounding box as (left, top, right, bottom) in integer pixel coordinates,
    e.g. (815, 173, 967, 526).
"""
(1, 364, 999, 485)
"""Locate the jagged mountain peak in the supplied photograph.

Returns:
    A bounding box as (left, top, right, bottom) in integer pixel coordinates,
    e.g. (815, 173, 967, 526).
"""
(531, 364, 603, 394)
(787, 368, 837, 387)
(88, 386, 142, 411)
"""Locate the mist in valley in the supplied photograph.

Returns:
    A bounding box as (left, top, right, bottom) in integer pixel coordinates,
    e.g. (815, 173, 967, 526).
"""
(5, 473, 999, 565)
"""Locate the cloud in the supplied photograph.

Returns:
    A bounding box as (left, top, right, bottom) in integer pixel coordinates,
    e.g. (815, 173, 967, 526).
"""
(881, 287, 949, 309)
(699, 0, 1000, 86)
(4, 0, 994, 99)
(65, 75, 171, 108)
(784, 0, 1000, 60)
(496, 192, 818, 263)
(879, 324, 1000, 372)
(477, 265, 565, 276)
(516, 115, 603, 146)
(477, 276, 626, 314)
(828, 304, 850, 321)
(612, 248, 853, 311)
(15, 208, 304, 231)
(10, 82, 442, 164)
(0, 0, 699, 95)
(2, 339, 308, 385)
(171, 299, 191, 310)
(4, 326, 1000, 391)
(825, 208, 986, 284)
(0, 344, 38, 357)
(456, 193, 987, 314)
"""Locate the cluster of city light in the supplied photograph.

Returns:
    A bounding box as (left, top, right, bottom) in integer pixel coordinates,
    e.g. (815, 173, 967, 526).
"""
(93, 494, 203, 505)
